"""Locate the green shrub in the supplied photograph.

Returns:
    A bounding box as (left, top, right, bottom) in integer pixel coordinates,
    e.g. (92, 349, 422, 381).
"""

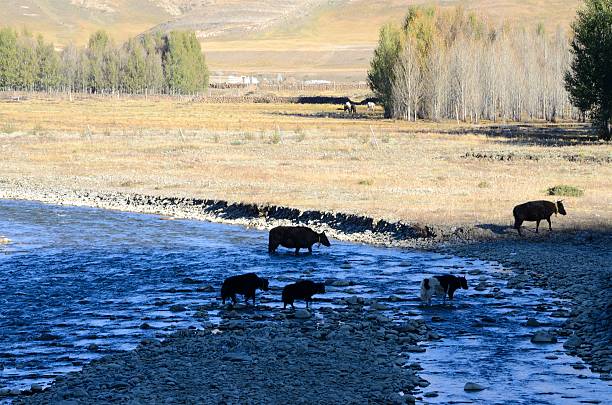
(547, 185, 584, 197)
(358, 179, 374, 186)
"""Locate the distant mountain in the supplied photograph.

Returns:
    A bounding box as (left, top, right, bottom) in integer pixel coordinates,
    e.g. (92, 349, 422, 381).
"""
(1, 0, 582, 81)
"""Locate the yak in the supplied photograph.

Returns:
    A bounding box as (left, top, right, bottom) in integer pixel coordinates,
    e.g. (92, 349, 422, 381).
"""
(282, 280, 326, 309)
(221, 273, 269, 306)
(513, 200, 566, 235)
(420, 274, 468, 306)
(268, 226, 331, 255)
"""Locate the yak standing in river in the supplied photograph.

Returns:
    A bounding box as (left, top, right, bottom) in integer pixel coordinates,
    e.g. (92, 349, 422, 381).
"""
(513, 200, 566, 235)
(420, 274, 468, 306)
(282, 280, 326, 309)
(268, 226, 331, 255)
(221, 273, 269, 306)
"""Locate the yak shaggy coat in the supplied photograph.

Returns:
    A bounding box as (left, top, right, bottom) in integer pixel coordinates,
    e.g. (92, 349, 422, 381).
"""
(420, 274, 468, 305)
(221, 273, 269, 306)
(268, 226, 331, 254)
(282, 280, 326, 309)
(513, 200, 566, 235)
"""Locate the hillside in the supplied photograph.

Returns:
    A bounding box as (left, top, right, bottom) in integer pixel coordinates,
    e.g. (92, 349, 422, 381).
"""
(0, 0, 582, 81)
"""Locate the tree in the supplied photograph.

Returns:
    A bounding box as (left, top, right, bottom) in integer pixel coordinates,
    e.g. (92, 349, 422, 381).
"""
(162, 31, 209, 94)
(0, 28, 18, 88)
(16, 31, 37, 90)
(367, 23, 402, 117)
(121, 38, 147, 93)
(35, 34, 61, 91)
(565, 0, 612, 140)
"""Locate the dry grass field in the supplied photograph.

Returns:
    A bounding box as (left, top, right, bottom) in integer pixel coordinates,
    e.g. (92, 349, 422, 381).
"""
(1, 95, 610, 231)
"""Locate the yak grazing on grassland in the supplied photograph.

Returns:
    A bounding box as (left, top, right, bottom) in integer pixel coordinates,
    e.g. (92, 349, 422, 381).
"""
(268, 226, 331, 255)
(282, 280, 326, 309)
(513, 200, 566, 235)
(221, 273, 269, 306)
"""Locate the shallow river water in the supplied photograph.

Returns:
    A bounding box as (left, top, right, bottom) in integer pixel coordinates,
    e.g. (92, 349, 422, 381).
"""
(0, 199, 610, 404)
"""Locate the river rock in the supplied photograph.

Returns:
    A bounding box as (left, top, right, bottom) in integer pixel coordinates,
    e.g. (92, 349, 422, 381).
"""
(222, 352, 252, 362)
(371, 302, 390, 310)
(344, 296, 363, 305)
(531, 331, 557, 344)
(0, 388, 10, 397)
(332, 280, 352, 287)
(404, 345, 426, 353)
(169, 304, 187, 312)
(464, 382, 486, 391)
(30, 383, 44, 393)
(526, 317, 542, 327)
(294, 309, 311, 319)
(563, 334, 583, 349)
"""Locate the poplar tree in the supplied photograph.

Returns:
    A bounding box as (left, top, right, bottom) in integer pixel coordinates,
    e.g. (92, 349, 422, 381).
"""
(565, 0, 612, 140)
(0, 28, 18, 88)
(35, 35, 61, 91)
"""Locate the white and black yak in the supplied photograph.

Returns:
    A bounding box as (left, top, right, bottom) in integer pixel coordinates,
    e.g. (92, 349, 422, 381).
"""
(282, 280, 326, 309)
(221, 273, 269, 306)
(268, 226, 331, 255)
(513, 200, 566, 235)
(420, 274, 468, 306)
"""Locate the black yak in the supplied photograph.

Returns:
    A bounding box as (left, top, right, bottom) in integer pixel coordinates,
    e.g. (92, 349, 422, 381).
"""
(282, 280, 326, 309)
(268, 226, 331, 255)
(221, 273, 269, 306)
(513, 200, 566, 235)
(420, 274, 468, 306)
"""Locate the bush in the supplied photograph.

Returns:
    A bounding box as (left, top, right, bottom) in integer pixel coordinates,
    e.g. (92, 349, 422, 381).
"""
(547, 185, 584, 197)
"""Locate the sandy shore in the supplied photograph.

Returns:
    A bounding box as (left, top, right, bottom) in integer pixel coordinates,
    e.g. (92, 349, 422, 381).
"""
(1, 184, 610, 403)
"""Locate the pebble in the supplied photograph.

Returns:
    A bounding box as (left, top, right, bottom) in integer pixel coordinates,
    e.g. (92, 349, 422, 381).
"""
(531, 331, 557, 344)
(30, 384, 44, 393)
(221, 352, 252, 362)
(526, 317, 542, 327)
(464, 382, 486, 391)
(294, 309, 311, 319)
(169, 304, 187, 312)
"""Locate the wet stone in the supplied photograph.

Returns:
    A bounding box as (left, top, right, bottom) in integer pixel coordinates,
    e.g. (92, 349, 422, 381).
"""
(169, 304, 187, 312)
(526, 317, 542, 327)
(531, 331, 557, 344)
(464, 382, 486, 391)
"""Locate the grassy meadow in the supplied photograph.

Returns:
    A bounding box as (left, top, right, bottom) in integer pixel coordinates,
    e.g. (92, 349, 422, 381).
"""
(1, 94, 610, 232)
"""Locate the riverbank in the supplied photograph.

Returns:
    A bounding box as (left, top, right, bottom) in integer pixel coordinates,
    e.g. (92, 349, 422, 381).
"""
(16, 307, 430, 404)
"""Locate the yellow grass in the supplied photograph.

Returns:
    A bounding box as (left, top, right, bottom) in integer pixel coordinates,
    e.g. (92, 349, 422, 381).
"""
(1, 95, 610, 231)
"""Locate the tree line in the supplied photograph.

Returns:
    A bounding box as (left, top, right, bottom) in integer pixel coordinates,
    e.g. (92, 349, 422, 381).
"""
(0, 28, 209, 95)
(368, 6, 573, 124)
(368, 1, 611, 140)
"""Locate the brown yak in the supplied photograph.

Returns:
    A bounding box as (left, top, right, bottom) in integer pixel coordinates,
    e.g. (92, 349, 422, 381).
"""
(513, 200, 566, 235)
(268, 226, 331, 255)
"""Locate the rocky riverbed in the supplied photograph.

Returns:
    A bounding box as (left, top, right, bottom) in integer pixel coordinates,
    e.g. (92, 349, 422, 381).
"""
(17, 308, 427, 404)
(444, 232, 612, 378)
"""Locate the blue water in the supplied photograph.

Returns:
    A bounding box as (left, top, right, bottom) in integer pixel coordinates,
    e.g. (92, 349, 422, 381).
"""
(0, 199, 610, 404)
